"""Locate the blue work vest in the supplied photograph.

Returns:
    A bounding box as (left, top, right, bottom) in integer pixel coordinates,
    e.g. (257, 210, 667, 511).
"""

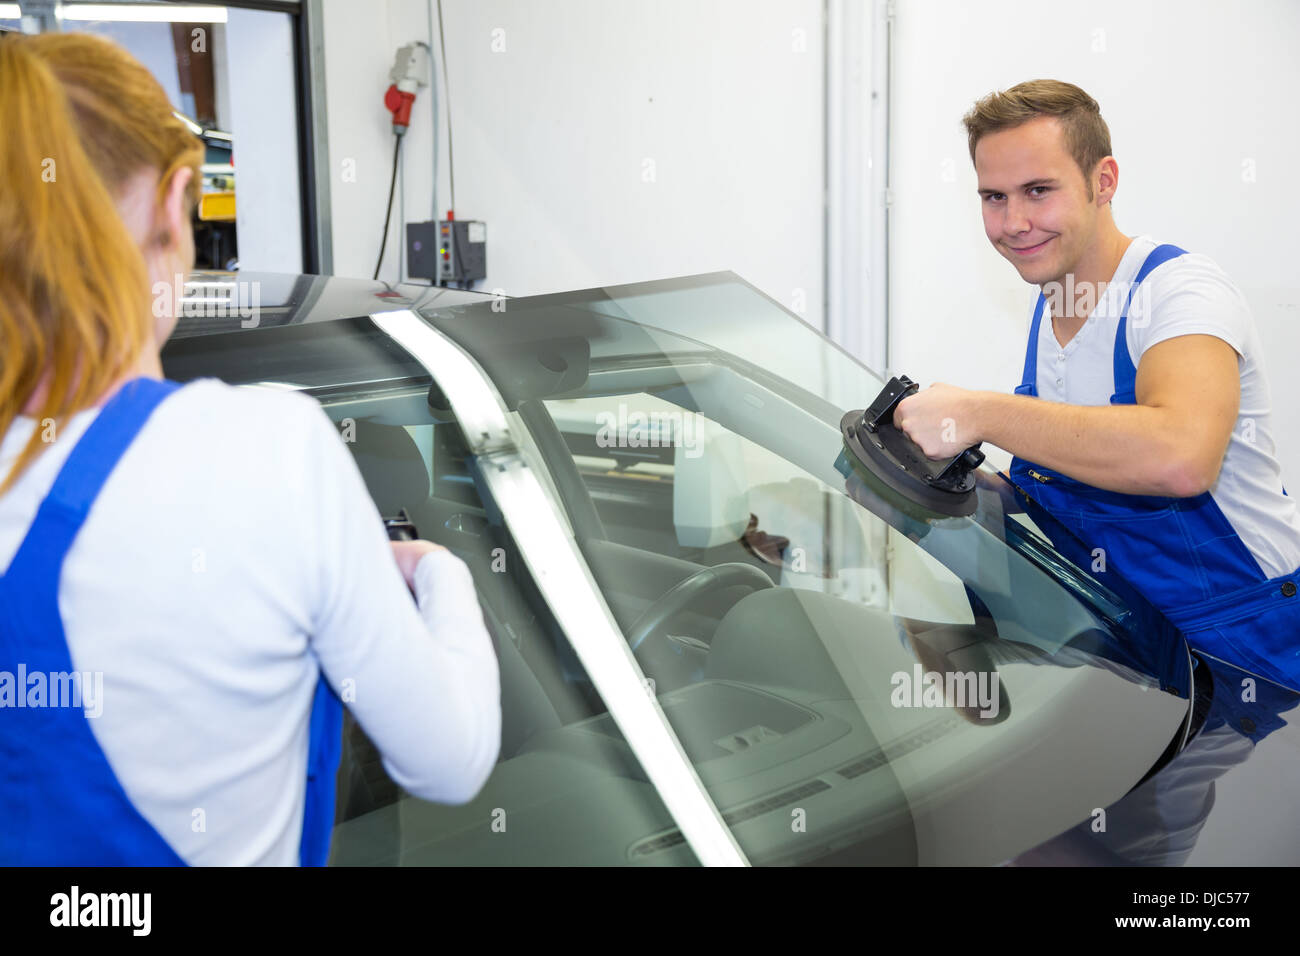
(0, 377, 343, 865)
(1006, 243, 1300, 695)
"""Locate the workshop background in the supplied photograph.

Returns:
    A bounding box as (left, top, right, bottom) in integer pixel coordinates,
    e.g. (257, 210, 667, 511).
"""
(3, 0, 1296, 483)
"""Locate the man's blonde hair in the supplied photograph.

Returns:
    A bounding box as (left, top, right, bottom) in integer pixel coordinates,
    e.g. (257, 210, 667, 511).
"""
(962, 79, 1112, 200)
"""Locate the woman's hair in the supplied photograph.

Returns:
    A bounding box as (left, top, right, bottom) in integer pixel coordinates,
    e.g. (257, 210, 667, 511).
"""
(0, 32, 203, 493)
(962, 79, 1112, 201)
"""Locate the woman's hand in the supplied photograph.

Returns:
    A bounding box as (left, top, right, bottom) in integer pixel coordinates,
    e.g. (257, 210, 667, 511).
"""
(390, 539, 448, 589)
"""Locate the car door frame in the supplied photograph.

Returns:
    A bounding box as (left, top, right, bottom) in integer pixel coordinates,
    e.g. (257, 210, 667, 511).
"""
(369, 309, 749, 867)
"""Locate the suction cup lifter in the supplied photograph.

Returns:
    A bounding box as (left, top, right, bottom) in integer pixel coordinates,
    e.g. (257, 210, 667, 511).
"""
(383, 509, 419, 541)
(839, 375, 986, 518)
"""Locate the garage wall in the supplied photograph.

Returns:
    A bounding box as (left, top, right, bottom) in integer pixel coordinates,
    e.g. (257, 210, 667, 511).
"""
(319, 0, 424, 285)
(320, 0, 827, 328)
(225, 8, 303, 273)
(888, 0, 1300, 480)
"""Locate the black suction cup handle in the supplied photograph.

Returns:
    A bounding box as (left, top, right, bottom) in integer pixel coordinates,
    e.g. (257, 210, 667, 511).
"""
(863, 374, 919, 433)
(847, 375, 986, 502)
(934, 445, 986, 488)
(383, 508, 419, 541)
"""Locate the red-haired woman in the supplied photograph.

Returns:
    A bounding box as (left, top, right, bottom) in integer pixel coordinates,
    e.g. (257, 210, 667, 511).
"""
(0, 32, 499, 865)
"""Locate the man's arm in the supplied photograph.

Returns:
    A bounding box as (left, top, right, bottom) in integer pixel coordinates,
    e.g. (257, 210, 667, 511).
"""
(894, 334, 1240, 497)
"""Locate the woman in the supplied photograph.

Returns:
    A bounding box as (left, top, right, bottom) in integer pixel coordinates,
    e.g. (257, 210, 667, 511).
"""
(0, 32, 499, 865)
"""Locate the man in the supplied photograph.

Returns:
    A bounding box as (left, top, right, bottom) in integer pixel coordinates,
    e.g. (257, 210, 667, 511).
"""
(894, 79, 1300, 692)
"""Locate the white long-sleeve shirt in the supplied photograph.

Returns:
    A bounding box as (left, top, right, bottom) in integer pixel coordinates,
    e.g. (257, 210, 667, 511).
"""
(0, 377, 501, 865)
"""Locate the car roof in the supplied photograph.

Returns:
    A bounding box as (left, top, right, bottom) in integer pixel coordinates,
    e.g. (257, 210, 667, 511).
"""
(169, 271, 494, 339)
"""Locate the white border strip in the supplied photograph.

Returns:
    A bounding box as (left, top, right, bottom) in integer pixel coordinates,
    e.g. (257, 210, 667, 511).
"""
(62, 4, 229, 23)
(370, 310, 747, 867)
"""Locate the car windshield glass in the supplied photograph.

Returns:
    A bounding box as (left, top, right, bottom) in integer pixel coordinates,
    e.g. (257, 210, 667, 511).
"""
(421, 272, 1193, 865)
(316, 396, 697, 865)
(164, 310, 699, 866)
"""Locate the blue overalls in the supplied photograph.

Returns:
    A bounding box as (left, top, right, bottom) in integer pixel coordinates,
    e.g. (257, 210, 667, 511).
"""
(1006, 243, 1300, 695)
(0, 377, 343, 865)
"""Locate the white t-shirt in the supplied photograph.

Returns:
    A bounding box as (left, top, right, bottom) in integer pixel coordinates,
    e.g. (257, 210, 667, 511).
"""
(0, 377, 500, 865)
(1029, 234, 1300, 579)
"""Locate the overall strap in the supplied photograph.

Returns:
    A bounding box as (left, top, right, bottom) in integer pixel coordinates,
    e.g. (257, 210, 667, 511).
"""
(1, 378, 181, 641)
(0, 376, 187, 866)
(1016, 293, 1049, 396)
(300, 677, 343, 866)
(1111, 243, 1188, 403)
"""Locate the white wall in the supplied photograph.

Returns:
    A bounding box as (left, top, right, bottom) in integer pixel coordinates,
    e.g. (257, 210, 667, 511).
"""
(889, 0, 1300, 481)
(321, 0, 826, 327)
(226, 8, 304, 273)
(320, 0, 413, 283)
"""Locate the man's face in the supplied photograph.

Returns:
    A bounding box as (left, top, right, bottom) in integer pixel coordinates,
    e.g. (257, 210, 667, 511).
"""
(974, 116, 1101, 286)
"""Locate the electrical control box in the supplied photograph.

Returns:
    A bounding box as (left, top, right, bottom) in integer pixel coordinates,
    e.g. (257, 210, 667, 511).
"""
(406, 219, 486, 284)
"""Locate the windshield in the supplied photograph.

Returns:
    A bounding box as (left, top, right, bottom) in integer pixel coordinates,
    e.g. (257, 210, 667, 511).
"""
(163, 268, 1195, 865)
(420, 271, 1192, 865)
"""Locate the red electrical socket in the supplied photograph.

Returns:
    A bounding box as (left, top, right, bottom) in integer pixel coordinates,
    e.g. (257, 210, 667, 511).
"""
(384, 84, 416, 131)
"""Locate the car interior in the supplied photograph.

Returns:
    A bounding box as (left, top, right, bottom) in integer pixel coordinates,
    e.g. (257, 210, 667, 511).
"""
(326, 389, 929, 866)
(321, 317, 1193, 866)
(161, 291, 1197, 865)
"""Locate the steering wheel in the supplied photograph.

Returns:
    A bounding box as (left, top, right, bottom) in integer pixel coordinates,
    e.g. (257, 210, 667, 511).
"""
(625, 563, 775, 680)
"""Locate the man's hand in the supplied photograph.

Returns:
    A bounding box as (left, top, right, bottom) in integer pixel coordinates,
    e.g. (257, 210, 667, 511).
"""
(891, 335, 1240, 496)
(894, 382, 981, 459)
